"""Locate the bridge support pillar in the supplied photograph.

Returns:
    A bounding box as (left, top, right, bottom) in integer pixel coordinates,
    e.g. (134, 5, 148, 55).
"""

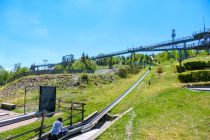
(184, 50, 187, 59)
(178, 50, 182, 60)
(183, 42, 187, 59)
(131, 53, 135, 65)
(196, 50, 199, 55)
(108, 57, 113, 69)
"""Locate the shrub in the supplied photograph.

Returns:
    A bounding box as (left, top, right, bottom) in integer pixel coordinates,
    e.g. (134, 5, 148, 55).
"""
(71, 60, 96, 71)
(175, 64, 186, 73)
(178, 70, 210, 83)
(178, 72, 192, 83)
(191, 70, 210, 82)
(183, 60, 210, 70)
(117, 66, 128, 78)
(129, 64, 140, 74)
(117, 65, 140, 78)
(157, 66, 163, 74)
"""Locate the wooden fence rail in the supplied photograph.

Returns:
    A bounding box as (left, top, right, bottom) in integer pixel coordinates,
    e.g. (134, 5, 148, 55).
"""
(5, 100, 85, 140)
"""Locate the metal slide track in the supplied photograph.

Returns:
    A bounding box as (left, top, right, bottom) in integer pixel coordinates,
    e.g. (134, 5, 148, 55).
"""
(59, 70, 150, 139)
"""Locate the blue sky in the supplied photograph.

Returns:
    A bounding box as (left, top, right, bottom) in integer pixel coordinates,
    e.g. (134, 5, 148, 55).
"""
(0, 0, 210, 70)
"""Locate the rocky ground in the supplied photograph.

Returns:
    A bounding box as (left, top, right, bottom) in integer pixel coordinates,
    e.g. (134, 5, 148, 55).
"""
(0, 73, 118, 98)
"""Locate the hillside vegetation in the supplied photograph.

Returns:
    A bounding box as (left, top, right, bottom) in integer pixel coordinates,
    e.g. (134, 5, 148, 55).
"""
(98, 61, 210, 139)
(177, 56, 210, 83)
(0, 68, 147, 140)
(0, 73, 118, 101)
(0, 53, 209, 139)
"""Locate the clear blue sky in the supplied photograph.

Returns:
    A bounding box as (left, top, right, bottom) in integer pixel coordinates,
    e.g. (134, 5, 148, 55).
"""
(0, 0, 210, 70)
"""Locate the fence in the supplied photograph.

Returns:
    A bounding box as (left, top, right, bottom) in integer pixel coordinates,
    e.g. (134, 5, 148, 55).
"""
(5, 99, 85, 140)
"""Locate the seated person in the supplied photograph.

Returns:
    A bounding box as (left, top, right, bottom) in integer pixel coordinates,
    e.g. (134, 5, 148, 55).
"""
(50, 118, 67, 138)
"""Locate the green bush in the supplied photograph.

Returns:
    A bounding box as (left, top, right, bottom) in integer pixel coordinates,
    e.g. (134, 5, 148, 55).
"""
(71, 60, 96, 70)
(129, 64, 140, 74)
(178, 70, 210, 83)
(183, 61, 210, 70)
(157, 66, 163, 74)
(117, 65, 140, 78)
(117, 66, 128, 78)
(178, 72, 192, 83)
(80, 73, 89, 83)
(175, 64, 186, 73)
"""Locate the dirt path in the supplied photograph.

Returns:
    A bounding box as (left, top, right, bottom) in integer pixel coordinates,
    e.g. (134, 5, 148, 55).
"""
(125, 110, 136, 140)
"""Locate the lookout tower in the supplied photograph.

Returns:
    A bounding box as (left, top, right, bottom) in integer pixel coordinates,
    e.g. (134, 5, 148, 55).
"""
(171, 29, 176, 41)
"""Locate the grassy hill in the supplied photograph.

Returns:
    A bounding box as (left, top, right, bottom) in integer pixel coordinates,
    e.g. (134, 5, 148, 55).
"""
(0, 59, 209, 139)
(98, 62, 210, 139)
(0, 69, 147, 139)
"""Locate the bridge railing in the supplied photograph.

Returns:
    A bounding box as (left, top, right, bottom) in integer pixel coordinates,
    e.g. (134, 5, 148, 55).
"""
(91, 28, 210, 59)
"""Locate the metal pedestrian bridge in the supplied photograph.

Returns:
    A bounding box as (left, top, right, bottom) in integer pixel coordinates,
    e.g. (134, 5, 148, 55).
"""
(91, 28, 210, 60)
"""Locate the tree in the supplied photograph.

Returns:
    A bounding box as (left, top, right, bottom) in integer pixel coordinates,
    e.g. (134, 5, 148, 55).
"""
(13, 63, 21, 72)
(0, 65, 11, 85)
(54, 64, 64, 70)
(71, 60, 96, 70)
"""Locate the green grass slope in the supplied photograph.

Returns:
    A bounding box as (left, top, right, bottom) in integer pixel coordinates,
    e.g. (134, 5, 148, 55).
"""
(0, 69, 147, 139)
(99, 62, 210, 140)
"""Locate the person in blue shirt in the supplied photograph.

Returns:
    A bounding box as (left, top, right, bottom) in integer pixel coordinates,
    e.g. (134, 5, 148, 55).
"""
(50, 118, 67, 138)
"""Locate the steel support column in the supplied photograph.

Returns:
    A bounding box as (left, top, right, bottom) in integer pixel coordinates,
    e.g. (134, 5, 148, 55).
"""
(178, 50, 182, 59)
(131, 53, 135, 65)
(184, 42, 187, 59)
(108, 57, 113, 69)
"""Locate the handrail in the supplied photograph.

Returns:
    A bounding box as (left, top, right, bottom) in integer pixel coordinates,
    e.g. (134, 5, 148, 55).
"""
(4, 100, 86, 140)
(91, 28, 210, 60)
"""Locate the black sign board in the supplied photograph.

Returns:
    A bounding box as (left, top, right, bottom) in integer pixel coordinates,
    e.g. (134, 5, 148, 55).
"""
(39, 86, 56, 112)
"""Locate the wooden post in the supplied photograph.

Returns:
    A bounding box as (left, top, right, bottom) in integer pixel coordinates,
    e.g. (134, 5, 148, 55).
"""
(82, 104, 84, 122)
(57, 97, 61, 112)
(70, 102, 73, 126)
(39, 111, 46, 139)
(23, 86, 27, 115)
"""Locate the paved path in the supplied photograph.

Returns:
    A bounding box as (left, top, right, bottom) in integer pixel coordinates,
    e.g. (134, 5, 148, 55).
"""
(188, 88, 210, 91)
(70, 122, 111, 140)
(0, 117, 38, 133)
(0, 109, 19, 120)
(95, 69, 115, 74)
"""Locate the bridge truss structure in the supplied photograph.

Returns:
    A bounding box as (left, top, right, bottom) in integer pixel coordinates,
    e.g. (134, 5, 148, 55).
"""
(91, 28, 210, 60)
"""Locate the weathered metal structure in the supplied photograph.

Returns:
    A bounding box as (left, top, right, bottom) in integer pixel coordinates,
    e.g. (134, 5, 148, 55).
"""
(30, 54, 74, 71)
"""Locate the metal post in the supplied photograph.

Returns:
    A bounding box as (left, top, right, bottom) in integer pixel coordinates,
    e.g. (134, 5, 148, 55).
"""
(23, 86, 27, 115)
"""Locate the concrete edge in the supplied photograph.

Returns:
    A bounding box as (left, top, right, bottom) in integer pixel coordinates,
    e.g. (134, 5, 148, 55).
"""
(87, 108, 133, 140)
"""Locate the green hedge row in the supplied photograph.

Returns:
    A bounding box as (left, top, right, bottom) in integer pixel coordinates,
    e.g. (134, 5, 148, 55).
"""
(175, 64, 186, 73)
(183, 60, 210, 70)
(178, 70, 210, 83)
